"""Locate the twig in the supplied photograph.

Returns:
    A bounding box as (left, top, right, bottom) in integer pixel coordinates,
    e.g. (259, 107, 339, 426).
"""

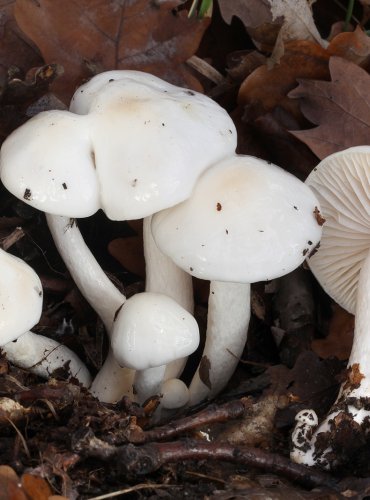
(87, 483, 173, 500)
(75, 434, 337, 490)
(187, 55, 225, 84)
(6, 418, 30, 458)
(125, 398, 251, 444)
(1, 227, 25, 250)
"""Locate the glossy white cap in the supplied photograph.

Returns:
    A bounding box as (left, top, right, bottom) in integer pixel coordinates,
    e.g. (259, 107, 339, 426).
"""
(71, 70, 237, 220)
(152, 155, 323, 283)
(111, 292, 199, 370)
(1, 71, 236, 221)
(0, 110, 100, 218)
(0, 249, 43, 344)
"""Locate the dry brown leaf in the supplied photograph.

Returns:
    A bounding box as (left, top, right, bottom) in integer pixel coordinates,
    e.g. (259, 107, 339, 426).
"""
(218, 0, 280, 52)
(327, 26, 370, 65)
(21, 473, 52, 500)
(14, 0, 209, 102)
(267, 0, 327, 64)
(0, 465, 27, 500)
(0, 0, 42, 76)
(238, 40, 330, 124)
(312, 304, 354, 361)
(108, 236, 145, 278)
(238, 28, 370, 124)
(289, 56, 370, 159)
(218, 0, 273, 28)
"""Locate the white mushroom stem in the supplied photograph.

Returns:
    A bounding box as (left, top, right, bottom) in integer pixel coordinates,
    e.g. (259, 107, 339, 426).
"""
(134, 365, 166, 405)
(144, 216, 194, 313)
(89, 349, 134, 401)
(291, 250, 370, 468)
(189, 281, 251, 406)
(46, 214, 124, 330)
(346, 248, 370, 396)
(2, 330, 92, 387)
(143, 216, 194, 380)
(45, 213, 134, 401)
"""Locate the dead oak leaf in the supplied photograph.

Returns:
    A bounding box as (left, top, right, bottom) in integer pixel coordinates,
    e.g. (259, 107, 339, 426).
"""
(238, 40, 330, 124)
(0, 1, 42, 77)
(267, 0, 327, 50)
(14, 0, 209, 103)
(289, 56, 370, 159)
(218, 0, 281, 52)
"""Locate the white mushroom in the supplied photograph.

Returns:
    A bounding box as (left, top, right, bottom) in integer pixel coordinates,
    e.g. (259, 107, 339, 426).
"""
(0, 70, 237, 401)
(2, 331, 91, 387)
(111, 292, 199, 404)
(160, 378, 190, 409)
(0, 248, 91, 386)
(290, 146, 370, 469)
(152, 155, 323, 405)
(0, 248, 43, 344)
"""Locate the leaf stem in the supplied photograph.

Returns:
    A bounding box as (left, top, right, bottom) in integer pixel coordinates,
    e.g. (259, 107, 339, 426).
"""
(344, 0, 355, 31)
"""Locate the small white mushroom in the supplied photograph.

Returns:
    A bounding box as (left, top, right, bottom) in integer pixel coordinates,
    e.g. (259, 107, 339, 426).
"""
(160, 378, 190, 409)
(0, 248, 42, 343)
(111, 292, 199, 405)
(152, 154, 322, 405)
(0, 248, 91, 386)
(2, 331, 91, 387)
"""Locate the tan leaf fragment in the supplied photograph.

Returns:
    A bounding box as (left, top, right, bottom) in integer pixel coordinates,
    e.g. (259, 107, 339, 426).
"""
(267, 0, 327, 65)
(267, 0, 326, 46)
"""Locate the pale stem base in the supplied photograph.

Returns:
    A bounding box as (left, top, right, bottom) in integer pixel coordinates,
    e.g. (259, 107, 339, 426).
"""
(134, 364, 166, 405)
(3, 330, 92, 387)
(90, 349, 134, 402)
(189, 281, 251, 406)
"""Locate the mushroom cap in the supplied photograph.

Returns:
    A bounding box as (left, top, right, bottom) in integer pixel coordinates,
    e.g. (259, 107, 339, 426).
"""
(152, 155, 322, 283)
(1, 71, 236, 220)
(0, 110, 100, 218)
(0, 249, 43, 344)
(111, 292, 199, 371)
(72, 70, 237, 220)
(305, 146, 370, 314)
(70, 70, 172, 115)
(161, 378, 190, 409)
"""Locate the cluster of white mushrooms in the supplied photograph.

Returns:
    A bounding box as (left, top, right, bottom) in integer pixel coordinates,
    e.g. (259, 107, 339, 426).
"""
(0, 70, 323, 413)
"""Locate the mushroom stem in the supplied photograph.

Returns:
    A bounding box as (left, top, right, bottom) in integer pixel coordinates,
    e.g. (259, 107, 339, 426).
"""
(134, 365, 166, 405)
(45, 213, 134, 402)
(143, 216, 194, 380)
(291, 249, 370, 468)
(2, 330, 92, 387)
(143, 216, 194, 313)
(90, 349, 134, 401)
(347, 248, 370, 393)
(189, 281, 251, 406)
(46, 214, 124, 330)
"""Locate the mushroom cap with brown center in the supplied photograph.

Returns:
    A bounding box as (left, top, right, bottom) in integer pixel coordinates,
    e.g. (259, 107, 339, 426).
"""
(0, 70, 238, 221)
(152, 155, 322, 283)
